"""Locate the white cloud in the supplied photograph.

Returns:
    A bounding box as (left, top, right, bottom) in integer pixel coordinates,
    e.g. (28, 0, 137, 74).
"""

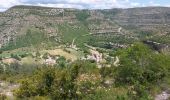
(37, 3, 85, 9)
(148, 1, 160, 6)
(0, 0, 21, 8)
(0, 0, 169, 12)
(0, 0, 21, 11)
(0, 8, 6, 12)
(130, 2, 140, 7)
(0, 0, 131, 11)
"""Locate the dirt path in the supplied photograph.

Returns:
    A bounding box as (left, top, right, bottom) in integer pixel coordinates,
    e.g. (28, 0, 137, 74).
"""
(155, 91, 170, 100)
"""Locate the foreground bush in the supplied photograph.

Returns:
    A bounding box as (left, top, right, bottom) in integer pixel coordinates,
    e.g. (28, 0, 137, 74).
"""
(114, 43, 170, 99)
(13, 43, 170, 99)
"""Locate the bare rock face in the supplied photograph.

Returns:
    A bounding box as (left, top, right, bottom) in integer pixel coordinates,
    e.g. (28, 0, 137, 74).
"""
(111, 7, 170, 33)
(0, 81, 20, 99)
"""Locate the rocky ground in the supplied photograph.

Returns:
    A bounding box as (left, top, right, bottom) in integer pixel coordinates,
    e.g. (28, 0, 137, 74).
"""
(155, 91, 170, 100)
(0, 81, 19, 100)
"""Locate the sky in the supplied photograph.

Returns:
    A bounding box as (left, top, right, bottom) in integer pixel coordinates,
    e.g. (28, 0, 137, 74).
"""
(0, 0, 170, 12)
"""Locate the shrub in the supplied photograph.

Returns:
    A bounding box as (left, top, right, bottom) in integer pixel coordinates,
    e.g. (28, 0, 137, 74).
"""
(0, 50, 3, 54)
(11, 53, 21, 61)
(15, 79, 37, 98)
(20, 53, 28, 58)
(36, 52, 41, 58)
(42, 52, 49, 59)
(114, 43, 170, 98)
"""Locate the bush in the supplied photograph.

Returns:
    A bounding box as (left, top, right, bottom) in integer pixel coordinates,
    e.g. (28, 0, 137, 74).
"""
(15, 66, 78, 99)
(11, 53, 21, 61)
(63, 48, 71, 53)
(115, 43, 168, 83)
(15, 79, 37, 98)
(20, 53, 29, 58)
(0, 50, 3, 54)
(36, 52, 41, 58)
(15, 61, 99, 99)
(0, 64, 4, 73)
(114, 43, 170, 98)
(42, 53, 49, 59)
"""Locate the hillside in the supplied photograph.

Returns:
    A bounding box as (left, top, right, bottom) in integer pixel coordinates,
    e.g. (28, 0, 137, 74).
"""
(0, 6, 170, 51)
(107, 7, 170, 32)
(1, 6, 170, 100)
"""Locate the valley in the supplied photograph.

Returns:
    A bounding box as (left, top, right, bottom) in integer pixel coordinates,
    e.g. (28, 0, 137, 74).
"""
(0, 5, 170, 100)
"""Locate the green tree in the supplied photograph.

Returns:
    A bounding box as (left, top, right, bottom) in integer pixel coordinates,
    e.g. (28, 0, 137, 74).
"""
(15, 79, 37, 98)
(114, 42, 170, 98)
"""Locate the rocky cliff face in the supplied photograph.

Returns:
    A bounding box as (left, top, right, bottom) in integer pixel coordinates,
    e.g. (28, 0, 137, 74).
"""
(0, 6, 170, 48)
(110, 7, 170, 33)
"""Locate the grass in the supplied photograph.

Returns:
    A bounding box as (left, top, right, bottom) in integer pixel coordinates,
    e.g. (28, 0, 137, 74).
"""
(58, 23, 90, 47)
(21, 56, 43, 65)
(41, 48, 79, 61)
(66, 48, 84, 58)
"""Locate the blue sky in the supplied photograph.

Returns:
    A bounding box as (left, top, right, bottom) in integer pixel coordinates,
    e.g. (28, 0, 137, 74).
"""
(0, 0, 170, 11)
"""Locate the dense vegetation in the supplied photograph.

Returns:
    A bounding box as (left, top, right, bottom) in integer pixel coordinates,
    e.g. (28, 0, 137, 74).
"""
(114, 43, 170, 99)
(86, 34, 136, 49)
(150, 34, 170, 44)
(0, 43, 168, 99)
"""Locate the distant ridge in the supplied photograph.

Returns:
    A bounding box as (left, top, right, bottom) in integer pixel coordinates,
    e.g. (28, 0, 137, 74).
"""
(0, 5, 170, 50)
